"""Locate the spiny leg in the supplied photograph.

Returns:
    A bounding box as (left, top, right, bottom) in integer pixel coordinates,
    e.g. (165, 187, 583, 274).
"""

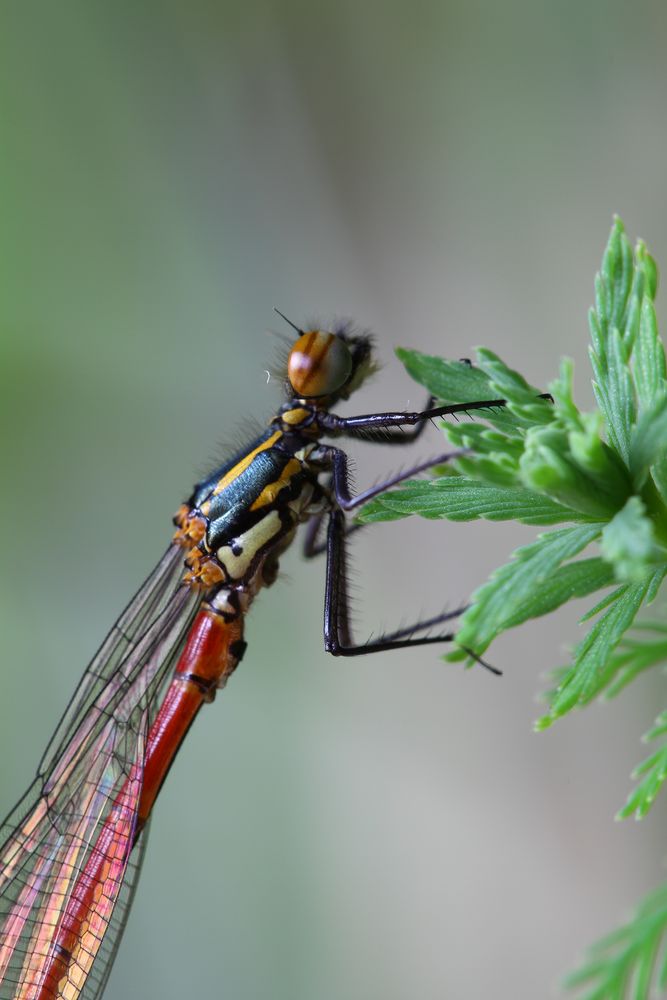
(320, 397, 508, 437)
(315, 445, 466, 512)
(304, 447, 465, 562)
(303, 445, 458, 558)
(346, 394, 437, 444)
(303, 508, 366, 559)
(377, 609, 468, 642)
(323, 507, 467, 658)
(319, 466, 501, 670)
(320, 393, 552, 439)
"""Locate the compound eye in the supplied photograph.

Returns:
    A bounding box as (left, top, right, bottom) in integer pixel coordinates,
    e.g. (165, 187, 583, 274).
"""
(287, 331, 353, 398)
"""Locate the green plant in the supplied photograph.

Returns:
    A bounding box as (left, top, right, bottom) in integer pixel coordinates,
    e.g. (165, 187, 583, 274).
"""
(359, 218, 667, 999)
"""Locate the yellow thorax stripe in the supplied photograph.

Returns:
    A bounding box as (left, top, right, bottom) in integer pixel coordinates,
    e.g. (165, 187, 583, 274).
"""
(281, 407, 310, 426)
(250, 458, 302, 511)
(212, 430, 283, 496)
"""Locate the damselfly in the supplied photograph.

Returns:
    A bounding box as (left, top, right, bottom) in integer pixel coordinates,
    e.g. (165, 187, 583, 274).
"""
(0, 316, 505, 999)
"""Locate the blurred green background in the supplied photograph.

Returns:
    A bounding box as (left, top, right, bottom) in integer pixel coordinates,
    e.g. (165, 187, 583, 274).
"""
(2, 2, 667, 998)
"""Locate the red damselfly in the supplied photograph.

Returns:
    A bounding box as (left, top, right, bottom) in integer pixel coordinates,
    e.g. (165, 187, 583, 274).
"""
(0, 315, 504, 999)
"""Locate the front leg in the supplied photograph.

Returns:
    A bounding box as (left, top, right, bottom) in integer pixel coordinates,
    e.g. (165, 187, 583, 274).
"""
(319, 392, 552, 440)
(319, 397, 508, 438)
(346, 393, 437, 444)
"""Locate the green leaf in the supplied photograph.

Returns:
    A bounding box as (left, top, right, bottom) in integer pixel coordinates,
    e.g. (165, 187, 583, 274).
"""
(497, 558, 614, 631)
(628, 395, 667, 489)
(396, 349, 524, 436)
(635, 238, 659, 301)
(520, 424, 629, 519)
(564, 879, 667, 1000)
(391, 217, 667, 750)
(549, 357, 584, 426)
(389, 219, 667, 1000)
(475, 347, 554, 425)
(600, 496, 666, 582)
(439, 421, 525, 478)
(588, 306, 604, 362)
(569, 414, 630, 488)
(397, 347, 494, 401)
(537, 569, 666, 727)
(650, 453, 667, 509)
(590, 328, 636, 466)
(450, 523, 604, 657)
(633, 296, 666, 412)
(396, 347, 552, 438)
(358, 477, 588, 525)
(596, 217, 635, 346)
(586, 219, 658, 466)
(542, 619, 667, 715)
(617, 711, 667, 820)
(596, 622, 667, 700)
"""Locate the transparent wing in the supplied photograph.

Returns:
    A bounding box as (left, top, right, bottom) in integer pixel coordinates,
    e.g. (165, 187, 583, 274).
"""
(81, 819, 151, 1000)
(0, 543, 202, 999)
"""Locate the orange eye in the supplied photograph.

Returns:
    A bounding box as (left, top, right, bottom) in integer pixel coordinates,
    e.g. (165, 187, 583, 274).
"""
(287, 331, 353, 398)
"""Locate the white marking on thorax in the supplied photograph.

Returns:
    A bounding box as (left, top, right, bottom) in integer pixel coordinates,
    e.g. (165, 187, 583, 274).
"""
(217, 508, 284, 581)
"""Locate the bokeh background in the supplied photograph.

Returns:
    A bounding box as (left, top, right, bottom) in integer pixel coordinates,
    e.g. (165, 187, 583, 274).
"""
(2, 2, 667, 998)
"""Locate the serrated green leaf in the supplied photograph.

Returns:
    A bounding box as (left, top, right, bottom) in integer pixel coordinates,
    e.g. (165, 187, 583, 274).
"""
(588, 305, 604, 360)
(452, 452, 521, 488)
(354, 505, 408, 525)
(580, 584, 628, 622)
(450, 523, 604, 657)
(564, 879, 667, 1000)
(397, 347, 494, 401)
(598, 218, 634, 339)
(636, 238, 659, 301)
(620, 255, 650, 357)
(617, 711, 667, 820)
(476, 347, 554, 424)
(590, 329, 636, 466)
(396, 348, 524, 436)
(630, 292, 667, 506)
(593, 274, 608, 353)
(358, 477, 587, 525)
(600, 496, 665, 582)
(622, 293, 642, 357)
(646, 568, 665, 604)
(437, 422, 526, 488)
(549, 357, 584, 426)
(397, 347, 551, 439)
(633, 294, 666, 431)
(568, 413, 631, 488)
(498, 558, 614, 631)
(547, 633, 664, 714)
(538, 569, 665, 726)
(628, 395, 667, 488)
(519, 425, 629, 519)
(438, 420, 521, 455)
(387, 222, 667, 1000)
(650, 456, 667, 508)
(598, 625, 667, 700)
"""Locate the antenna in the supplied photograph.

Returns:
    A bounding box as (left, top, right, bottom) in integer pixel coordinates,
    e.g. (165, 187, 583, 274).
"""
(273, 307, 304, 337)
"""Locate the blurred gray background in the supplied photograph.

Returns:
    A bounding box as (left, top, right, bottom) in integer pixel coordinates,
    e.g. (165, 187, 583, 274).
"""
(1, 2, 666, 998)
